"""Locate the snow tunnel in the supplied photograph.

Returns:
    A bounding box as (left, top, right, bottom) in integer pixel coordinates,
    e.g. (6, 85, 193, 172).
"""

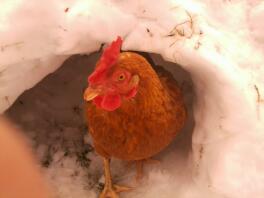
(1, 1, 264, 198)
(5, 52, 195, 198)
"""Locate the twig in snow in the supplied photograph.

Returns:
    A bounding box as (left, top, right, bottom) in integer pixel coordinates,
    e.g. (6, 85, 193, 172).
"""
(254, 84, 264, 120)
(76, 148, 91, 168)
(254, 85, 264, 103)
(146, 28, 153, 37)
(42, 145, 53, 168)
(0, 42, 24, 51)
(4, 96, 10, 106)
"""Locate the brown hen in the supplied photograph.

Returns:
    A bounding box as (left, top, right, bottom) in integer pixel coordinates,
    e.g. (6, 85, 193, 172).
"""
(84, 37, 186, 198)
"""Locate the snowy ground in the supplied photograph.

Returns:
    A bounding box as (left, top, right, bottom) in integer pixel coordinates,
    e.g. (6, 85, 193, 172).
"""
(5, 53, 205, 198)
(2, 0, 264, 197)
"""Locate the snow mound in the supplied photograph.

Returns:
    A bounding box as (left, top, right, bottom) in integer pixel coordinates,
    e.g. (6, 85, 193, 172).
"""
(2, 0, 264, 198)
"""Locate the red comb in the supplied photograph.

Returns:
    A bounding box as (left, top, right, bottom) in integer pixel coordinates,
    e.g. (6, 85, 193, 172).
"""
(88, 36, 122, 84)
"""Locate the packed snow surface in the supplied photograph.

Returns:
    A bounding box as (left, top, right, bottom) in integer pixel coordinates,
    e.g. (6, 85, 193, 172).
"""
(2, 0, 264, 198)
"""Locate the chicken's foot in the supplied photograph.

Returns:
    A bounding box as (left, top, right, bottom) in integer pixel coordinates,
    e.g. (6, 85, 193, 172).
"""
(99, 158, 132, 198)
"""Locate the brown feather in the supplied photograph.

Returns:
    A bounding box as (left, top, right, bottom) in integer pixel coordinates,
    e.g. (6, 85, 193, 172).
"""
(85, 52, 187, 161)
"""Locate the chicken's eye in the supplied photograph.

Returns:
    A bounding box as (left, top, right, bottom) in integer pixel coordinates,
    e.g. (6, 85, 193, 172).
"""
(118, 74, 125, 81)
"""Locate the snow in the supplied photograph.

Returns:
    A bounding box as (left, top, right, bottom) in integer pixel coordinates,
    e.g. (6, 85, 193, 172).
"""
(1, 0, 264, 198)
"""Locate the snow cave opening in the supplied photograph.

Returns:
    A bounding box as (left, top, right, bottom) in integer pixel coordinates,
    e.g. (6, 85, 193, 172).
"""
(4, 51, 195, 195)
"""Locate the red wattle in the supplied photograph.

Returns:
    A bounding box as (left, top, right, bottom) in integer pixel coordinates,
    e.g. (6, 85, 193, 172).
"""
(93, 96, 103, 108)
(93, 94, 121, 111)
(101, 94, 121, 111)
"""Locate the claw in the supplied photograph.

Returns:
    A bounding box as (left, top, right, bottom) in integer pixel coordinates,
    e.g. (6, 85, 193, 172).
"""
(99, 184, 132, 198)
(99, 158, 133, 198)
(99, 187, 119, 198)
(114, 184, 133, 193)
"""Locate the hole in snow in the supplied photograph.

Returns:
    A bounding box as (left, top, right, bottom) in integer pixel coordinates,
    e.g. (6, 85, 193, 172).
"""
(4, 52, 195, 197)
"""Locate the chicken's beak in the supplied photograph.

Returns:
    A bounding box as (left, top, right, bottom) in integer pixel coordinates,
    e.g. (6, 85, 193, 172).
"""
(84, 87, 102, 101)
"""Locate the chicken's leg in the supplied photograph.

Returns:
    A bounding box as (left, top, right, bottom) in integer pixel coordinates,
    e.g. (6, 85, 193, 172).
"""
(99, 158, 132, 198)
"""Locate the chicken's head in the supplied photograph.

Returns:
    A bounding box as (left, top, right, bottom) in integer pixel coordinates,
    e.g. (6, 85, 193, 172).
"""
(84, 36, 140, 111)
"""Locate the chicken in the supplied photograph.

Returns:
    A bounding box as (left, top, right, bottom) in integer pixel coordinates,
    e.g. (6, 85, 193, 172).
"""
(83, 37, 187, 198)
